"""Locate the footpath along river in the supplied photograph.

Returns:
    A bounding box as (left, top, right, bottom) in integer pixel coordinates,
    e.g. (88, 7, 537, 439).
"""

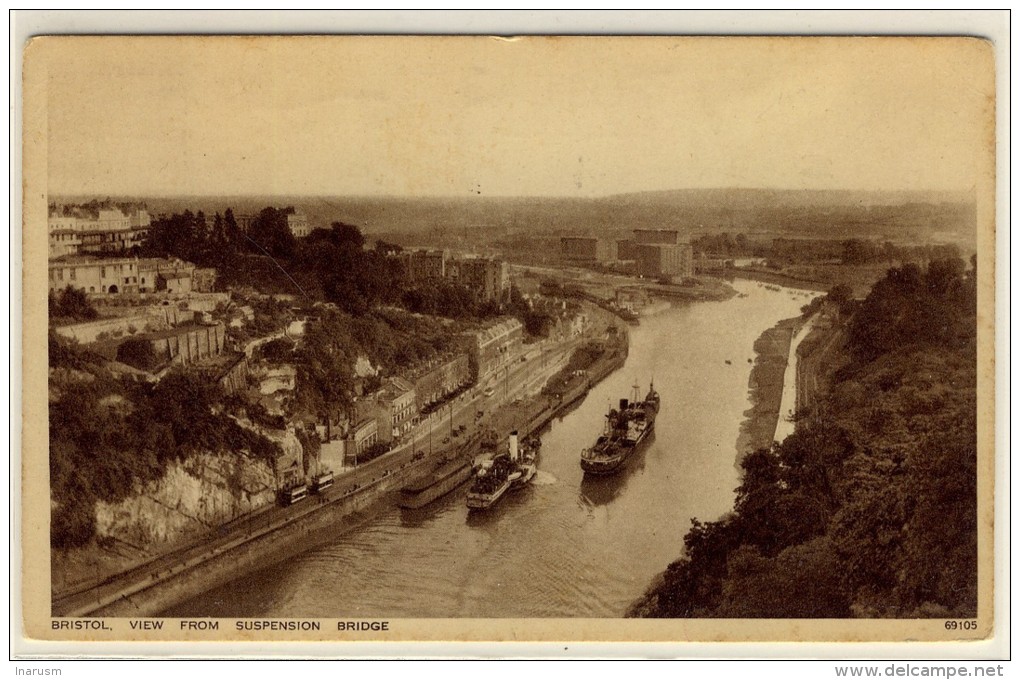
(166, 280, 814, 618)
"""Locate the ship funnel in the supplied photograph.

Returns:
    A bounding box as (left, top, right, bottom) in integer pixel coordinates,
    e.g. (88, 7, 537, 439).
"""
(509, 430, 519, 462)
(619, 398, 629, 411)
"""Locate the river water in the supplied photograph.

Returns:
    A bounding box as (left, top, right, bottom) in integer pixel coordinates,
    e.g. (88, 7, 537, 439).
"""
(167, 280, 813, 618)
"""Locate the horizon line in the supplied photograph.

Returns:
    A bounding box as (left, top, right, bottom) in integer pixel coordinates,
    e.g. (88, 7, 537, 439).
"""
(47, 186, 977, 202)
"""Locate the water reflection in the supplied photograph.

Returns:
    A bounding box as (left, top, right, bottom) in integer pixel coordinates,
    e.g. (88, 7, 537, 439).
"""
(578, 430, 655, 507)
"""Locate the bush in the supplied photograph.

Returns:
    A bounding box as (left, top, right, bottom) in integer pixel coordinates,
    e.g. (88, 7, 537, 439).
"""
(357, 442, 389, 464)
(49, 332, 103, 370)
(116, 338, 161, 371)
(51, 493, 97, 550)
(259, 337, 295, 363)
(49, 286, 99, 322)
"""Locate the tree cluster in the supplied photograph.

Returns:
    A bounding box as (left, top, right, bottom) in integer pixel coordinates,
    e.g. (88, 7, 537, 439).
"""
(691, 232, 751, 256)
(506, 286, 555, 338)
(285, 222, 401, 313)
(690, 233, 966, 270)
(142, 207, 300, 265)
(847, 258, 976, 362)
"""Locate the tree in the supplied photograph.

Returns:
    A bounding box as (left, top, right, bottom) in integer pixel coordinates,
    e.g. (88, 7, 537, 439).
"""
(224, 208, 240, 247)
(248, 207, 296, 259)
(49, 286, 99, 322)
(259, 337, 296, 363)
(826, 283, 855, 315)
(116, 337, 161, 371)
(841, 238, 878, 265)
(295, 310, 356, 422)
(51, 491, 97, 549)
(716, 539, 849, 617)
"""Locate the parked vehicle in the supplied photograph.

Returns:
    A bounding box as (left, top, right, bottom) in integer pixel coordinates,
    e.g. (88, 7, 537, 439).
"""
(281, 483, 309, 506)
(312, 472, 334, 493)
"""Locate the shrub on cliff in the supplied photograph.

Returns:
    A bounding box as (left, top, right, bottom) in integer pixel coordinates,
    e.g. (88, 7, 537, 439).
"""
(48, 285, 99, 323)
(49, 331, 104, 371)
(116, 337, 161, 371)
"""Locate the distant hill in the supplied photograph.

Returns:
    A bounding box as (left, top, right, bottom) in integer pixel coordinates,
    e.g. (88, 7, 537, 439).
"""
(603, 187, 973, 209)
(52, 188, 977, 248)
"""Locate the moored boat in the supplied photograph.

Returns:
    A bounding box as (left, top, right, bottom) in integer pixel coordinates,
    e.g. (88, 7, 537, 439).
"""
(398, 456, 473, 509)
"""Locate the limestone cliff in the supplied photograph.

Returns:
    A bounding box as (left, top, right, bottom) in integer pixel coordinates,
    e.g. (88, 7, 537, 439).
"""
(93, 450, 277, 550)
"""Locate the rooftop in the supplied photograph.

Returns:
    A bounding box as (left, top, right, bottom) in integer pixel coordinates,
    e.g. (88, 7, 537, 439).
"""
(48, 255, 138, 267)
(401, 352, 468, 380)
(474, 317, 523, 345)
(383, 376, 415, 396)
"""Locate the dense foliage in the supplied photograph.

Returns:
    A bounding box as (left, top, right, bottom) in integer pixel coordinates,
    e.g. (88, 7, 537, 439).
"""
(145, 211, 481, 318)
(142, 210, 553, 335)
(48, 286, 99, 323)
(691, 233, 965, 269)
(49, 344, 282, 549)
(115, 337, 160, 371)
(637, 258, 977, 618)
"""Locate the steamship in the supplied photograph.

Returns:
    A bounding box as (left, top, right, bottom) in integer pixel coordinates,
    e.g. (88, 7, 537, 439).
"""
(580, 382, 660, 475)
(466, 430, 540, 510)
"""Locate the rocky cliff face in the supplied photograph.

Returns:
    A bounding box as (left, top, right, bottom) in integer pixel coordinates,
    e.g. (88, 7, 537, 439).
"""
(94, 450, 278, 549)
(54, 429, 307, 594)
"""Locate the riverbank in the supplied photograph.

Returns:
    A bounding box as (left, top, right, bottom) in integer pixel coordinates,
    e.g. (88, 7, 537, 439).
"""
(724, 262, 890, 298)
(734, 316, 804, 458)
(725, 267, 830, 292)
(626, 260, 978, 620)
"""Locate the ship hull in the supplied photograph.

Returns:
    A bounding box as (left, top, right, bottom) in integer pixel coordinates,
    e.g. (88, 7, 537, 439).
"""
(466, 438, 541, 510)
(466, 479, 512, 510)
(580, 411, 656, 476)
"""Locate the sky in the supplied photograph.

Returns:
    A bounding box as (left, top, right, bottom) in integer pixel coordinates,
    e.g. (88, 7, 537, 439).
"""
(35, 36, 994, 198)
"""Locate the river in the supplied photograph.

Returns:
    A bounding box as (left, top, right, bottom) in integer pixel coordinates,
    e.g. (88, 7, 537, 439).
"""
(166, 279, 814, 618)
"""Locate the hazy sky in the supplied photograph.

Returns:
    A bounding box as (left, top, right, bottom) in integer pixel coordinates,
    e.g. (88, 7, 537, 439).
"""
(37, 36, 993, 197)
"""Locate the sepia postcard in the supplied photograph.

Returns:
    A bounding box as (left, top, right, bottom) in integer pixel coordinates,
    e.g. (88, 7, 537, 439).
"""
(18, 30, 1002, 655)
